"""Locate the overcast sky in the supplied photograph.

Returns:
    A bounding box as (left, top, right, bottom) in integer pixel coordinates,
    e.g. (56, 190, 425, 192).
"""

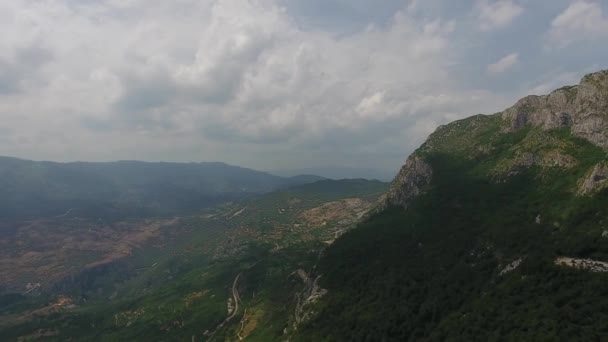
(0, 0, 607, 174)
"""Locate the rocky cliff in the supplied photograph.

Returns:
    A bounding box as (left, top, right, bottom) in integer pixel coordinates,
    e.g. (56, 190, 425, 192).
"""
(503, 70, 608, 148)
(382, 69, 608, 209)
(378, 155, 432, 210)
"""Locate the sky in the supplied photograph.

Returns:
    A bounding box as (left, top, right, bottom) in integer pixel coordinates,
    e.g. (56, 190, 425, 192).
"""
(0, 0, 607, 175)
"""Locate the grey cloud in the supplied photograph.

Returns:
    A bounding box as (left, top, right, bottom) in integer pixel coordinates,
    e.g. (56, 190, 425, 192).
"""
(0, 60, 20, 94)
(0, 126, 13, 142)
(202, 121, 300, 145)
(16, 46, 54, 69)
(113, 73, 176, 112)
(0, 45, 53, 94)
(283, 0, 434, 33)
(80, 117, 114, 133)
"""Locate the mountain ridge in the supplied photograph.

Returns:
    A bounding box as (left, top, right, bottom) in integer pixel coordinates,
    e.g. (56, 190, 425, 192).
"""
(295, 69, 608, 341)
(382, 69, 608, 210)
(0, 156, 324, 221)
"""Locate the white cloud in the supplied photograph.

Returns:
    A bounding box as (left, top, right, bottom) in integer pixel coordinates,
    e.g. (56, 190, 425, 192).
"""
(548, 1, 608, 46)
(0, 0, 521, 170)
(476, 0, 523, 31)
(487, 52, 519, 74)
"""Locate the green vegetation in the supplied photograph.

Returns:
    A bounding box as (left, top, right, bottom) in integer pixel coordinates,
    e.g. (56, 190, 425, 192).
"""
(297, 125, 608, 341)
(0, 179, 387, 341)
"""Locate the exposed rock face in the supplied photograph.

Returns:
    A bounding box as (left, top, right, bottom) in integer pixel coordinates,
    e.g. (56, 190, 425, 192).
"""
(555, 257, 608, 273)
(502, 70, 608, 149)
(579, 162, 608, 195)
(502, 88, 576, 131)
(510, 151, 561, 169)
(379, 70, 607, 213)
(573, 72, 608, 148)
(378, 155, 432, 210)
(292, 269, 327, 330)
(494, 150, 578, 179)
(499, 258, 523, 276)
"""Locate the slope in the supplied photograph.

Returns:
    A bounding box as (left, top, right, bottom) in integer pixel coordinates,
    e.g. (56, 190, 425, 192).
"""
(296, 70, 608, 341)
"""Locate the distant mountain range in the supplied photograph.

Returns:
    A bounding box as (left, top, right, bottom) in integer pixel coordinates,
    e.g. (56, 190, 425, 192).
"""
(0, 156, 324, 221)
(271, 166, 395, 181)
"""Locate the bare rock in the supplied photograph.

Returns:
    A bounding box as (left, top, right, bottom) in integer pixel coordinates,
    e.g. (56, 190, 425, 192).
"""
(579, 162, 608, 195)
(572, 71, 608, 148)
(494, 150, 577, 178)
(502, 86, 577, 131)
(499, 258, 523, 275)
(502, 70, 608, 150)
(555, 257, 608, 272)
(377, 155, 432, 210)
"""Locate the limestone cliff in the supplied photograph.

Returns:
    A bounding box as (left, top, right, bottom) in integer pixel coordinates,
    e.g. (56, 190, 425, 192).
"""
(381, 70, 608, 209)
(378, 155, 432, 209)
(502, 70, 608, 148)
(579, 161, 608, 195)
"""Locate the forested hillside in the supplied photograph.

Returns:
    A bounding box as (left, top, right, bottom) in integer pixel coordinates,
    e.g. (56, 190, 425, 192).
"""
(297, 70, 608, 341)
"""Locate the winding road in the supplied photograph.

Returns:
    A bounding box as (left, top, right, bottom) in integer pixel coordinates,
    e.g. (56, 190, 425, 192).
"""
(206, 272, 242, 341)
(227, 273, 242, 322)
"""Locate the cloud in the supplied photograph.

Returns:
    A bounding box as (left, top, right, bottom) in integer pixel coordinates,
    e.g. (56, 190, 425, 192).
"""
(487, 52, 519, 74)
(548, 1, 608, 46)
(476, 0, 523, 31)
(3, 2, 489, 152)
(0, 0, 604, 173)
(0, 45, 53, 94)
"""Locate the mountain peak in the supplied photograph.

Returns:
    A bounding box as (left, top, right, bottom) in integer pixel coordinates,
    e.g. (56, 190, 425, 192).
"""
(502, 69, 608, 148)
(381, 69, 608, 210)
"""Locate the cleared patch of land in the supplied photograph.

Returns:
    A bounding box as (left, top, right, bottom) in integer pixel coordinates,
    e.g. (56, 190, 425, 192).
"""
(0, 217, 180, 293)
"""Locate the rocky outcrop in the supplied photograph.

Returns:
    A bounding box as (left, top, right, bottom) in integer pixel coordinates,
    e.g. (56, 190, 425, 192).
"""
(379, 70, 607, 213)
(572, 71, 608, 148)
(502, 70, 608, 149)
(499, 258, 523, 276)
(579, 162, 608, 195)
(493, 150, 578, 179)
(292, 269, 327, 330)
(555, 257, 608, 272)
(502, 87, 577, 131)
(377, 155, 432, 210)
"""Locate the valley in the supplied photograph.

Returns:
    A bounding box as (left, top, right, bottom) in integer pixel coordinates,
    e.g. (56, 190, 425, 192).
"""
(0, 179, 388, 341)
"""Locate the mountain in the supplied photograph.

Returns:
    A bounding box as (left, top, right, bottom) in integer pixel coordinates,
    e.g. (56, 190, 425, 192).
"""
(296, 70, 608, 340)
(0, 157, 321, 221)
(284, 174, 328, 184)
(272, 166, 395, 182)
